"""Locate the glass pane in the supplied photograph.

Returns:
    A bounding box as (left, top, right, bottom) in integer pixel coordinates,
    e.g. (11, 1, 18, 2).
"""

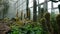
(58, 2, 60, 4)
(39, 0, 45, 4)
(23, 3, 26, 9)
(54, 9, 59, 14)
(29, 0, 33, 7)
(29, 2, 33, 7)
(48, 9, 51, 13)
(30, 8, 33, 20)
(41, 5, 43, 8)
(53, 2, 60, 8)
(48, 1, 52, 9)
(36, 0, 38, 5)
(29, 0, 33, 3)
(56, 0, 59, 1)
(37, 6, 38, 11)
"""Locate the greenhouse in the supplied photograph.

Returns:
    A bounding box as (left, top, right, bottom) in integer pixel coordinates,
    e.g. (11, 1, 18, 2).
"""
(0, 0, 60, 34)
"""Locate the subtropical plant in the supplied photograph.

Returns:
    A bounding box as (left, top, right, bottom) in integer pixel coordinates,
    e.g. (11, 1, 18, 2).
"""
(40, 18, 49, 34)
(51, 12, 58, 34)
(44, 12, 54, 34)
(8, 22, 44, 34)
(56, 14, 60, 34)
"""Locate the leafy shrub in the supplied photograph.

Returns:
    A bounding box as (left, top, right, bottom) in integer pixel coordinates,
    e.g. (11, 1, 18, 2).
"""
(56, 14, 60, 26)
(40, 18, 48, 34)
(44, 12, 50, 20)
(7, 12, 60, 34)
(56, 14, 60, 34)
(44, 12, 54, 34)
(8, 22, 44, 34)
(51, 12, 58, 34)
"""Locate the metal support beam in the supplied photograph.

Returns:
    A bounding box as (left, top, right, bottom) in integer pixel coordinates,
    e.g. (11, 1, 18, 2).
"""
(26, 0, 30, 19)
(33, 0, 37, 22)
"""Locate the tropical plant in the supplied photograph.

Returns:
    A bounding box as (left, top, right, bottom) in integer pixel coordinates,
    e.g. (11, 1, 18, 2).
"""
(40, 18, 49, 34)
(56, 14, 60, 34)
(51, 12, 58, 34)
(8, 21, 44, 34)
(44, 12, 54, 34)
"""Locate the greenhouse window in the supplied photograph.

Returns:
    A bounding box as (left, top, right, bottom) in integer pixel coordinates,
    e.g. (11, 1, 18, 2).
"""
(53, 9, 59, 14)
(48, 1, 52, 9)
(29, 0, 33, 7)
(48, 9, 51, 13)
(39, 0, 45, 4)
(41, 5, 43, 8)
(53, 2, 60, 8)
